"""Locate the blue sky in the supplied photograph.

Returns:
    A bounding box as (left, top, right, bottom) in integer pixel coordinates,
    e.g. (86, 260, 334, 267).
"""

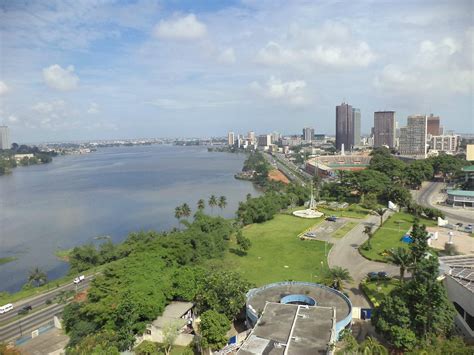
(0, 0, 473, 142)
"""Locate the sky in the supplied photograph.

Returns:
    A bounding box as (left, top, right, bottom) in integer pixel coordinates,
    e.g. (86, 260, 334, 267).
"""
(0, 0, 473, 142)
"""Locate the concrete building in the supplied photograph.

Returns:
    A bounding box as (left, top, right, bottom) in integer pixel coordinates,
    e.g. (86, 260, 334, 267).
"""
(302, 127, 314, 143)
(227, 131, 235, 146)
(427, 114, 441, 136)
(0, 126, 10, 150)
(430, 134, 460, 154)
(258, 134, 272, 147)
(439, 255, 474, 341)
(336, 102, 354, 151)
(373, 111, 396, 148)
(352, 108, 361, 147)
(271, 132, 281, 144)
(399, 115, 428, 157)
(248, 131, 256, 145)
(467, 144, 474, 161)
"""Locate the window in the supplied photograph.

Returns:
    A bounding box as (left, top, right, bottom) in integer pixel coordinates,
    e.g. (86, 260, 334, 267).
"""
(465, 311, 474, 331)
(453, 302, 465, 318)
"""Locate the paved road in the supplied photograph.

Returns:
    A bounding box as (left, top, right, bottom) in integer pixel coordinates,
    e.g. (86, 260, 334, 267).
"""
(328, 213, 399, 308)
(415, 182, 474, 224)
(0, 276, 93, 324)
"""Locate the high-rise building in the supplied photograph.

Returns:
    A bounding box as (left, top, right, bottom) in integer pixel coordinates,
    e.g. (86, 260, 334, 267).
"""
(248, 131, 256, 145)
(335, 102, 354, 151)
(258, 134, 272, 147)
(427, 114, 441, 136)
(0, 126, 10, 150)
(302, 127, 315, 143)
(374, 111, 396, 148)
(271, 132, 281, 144)
(227, 131, 235, 146)
(399, 115, 428, 157)
(352, 108, 361, 146)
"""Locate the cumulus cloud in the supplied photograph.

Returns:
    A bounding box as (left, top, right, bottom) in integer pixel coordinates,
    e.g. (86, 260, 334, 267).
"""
(217, 48, 236, 64)
(0, 81, 9, 95)
(153, 14, 207, 40)
(87, 102, 100, 114)
(250, 76, 308, 105)
(43, 64, 79, 91)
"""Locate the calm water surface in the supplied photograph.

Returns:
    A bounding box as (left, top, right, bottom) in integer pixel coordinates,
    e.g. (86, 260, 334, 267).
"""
(0, 145, 259, 292)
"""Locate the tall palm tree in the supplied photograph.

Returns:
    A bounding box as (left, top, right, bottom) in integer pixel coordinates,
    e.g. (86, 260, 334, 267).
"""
(174, 206, 183, 224)
(246, 193, 252, 201)
(197, 199, 205, 211)
(208, 195, 217, 214)
(386, 247, 412, 283)
(181, 203, 191, 219)
(28, 267, 47, 287)
(218, 195, 227, 214)
(363, 225, 373, 249)
(325, 266, 352, 291)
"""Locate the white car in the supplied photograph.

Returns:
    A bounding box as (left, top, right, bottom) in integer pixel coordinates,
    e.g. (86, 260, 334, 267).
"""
(0, 303, 14, 314)
(73, 275, 85, 284)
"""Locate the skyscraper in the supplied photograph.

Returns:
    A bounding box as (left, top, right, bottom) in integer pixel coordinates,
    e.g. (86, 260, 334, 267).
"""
(399, 115, 428, 157)
(0, 126, 10, 150)
(426, 114, 441, 136)
(302, 127, 314, 143)
(335, 102, 354, 151)
(374, 111, 396, 148)
(352, 108, 361, 147)
(227, 131, 235, 146)
(248, 131, 256, 145)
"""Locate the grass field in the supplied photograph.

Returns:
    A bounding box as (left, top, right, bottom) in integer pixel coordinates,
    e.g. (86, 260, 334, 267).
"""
(360, 212, 437, 262)
(332, 221, 358, 238)
(207, 214, 329, 286)
(361, 279, 399, 307)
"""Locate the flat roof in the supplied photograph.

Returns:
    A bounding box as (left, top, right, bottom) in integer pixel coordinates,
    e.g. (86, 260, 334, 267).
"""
(446, 189, 474, 197)
(439, 255, 474, 294)
(462, 165, 474, 172)
(237, 303, 334, 355)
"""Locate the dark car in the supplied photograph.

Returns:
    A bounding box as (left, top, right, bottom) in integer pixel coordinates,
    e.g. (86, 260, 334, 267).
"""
(367, 272, 379, 280)
(326, 216, 338, 222)
(18, 305, 32, 315)
(378, 271, 388, 279)
(456, 222, 463, 227)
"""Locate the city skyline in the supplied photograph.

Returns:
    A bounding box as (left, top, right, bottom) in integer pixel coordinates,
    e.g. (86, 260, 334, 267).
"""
(0, 0, 473, 143)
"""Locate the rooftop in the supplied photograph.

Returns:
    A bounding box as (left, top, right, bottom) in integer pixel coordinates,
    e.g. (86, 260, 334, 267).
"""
(439, 255, 474, 294)
(462, 165, 474, 172)
(237, 303, 334, 355)
(151, 301, 193, 328)
(446, 189, 474, 197)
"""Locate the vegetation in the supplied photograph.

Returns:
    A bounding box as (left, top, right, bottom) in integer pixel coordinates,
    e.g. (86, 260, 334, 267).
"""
(337, 331, 388, 355)
(0, 143, 57, 175)
(360, 279, 399, 307)
(372, 222, 456, 351)
(386, 247, 412, 282)
(207, 214, 327, 286)
(324, 266, 352, 291)
(199, 310, 231, 351)
(0, 256, 17, 265)
(28, 267, 48, 287)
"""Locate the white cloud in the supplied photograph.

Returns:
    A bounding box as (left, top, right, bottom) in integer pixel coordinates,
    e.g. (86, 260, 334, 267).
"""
(250, 76, 308, 105)
(0, 81, 9, 95)
(42, 64, 79, 91)
(217, 48, 236, 64)
(7, 115, 18, 123)
(153, 14, 207, 40)
(87, 102, 100, 114)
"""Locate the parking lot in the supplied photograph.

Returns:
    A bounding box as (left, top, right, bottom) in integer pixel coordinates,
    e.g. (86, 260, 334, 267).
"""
(302, 218, 347, 241)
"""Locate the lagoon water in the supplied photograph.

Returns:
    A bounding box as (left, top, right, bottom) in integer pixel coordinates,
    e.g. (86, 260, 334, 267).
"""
(0, 145, 259, 292)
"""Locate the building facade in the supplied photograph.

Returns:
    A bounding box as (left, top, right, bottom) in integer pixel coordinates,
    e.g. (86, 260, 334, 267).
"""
(430, 134, 460, 153)
(257, 134, 271, 147)
(336, 102, 354, 151)
(247, 131, 256, 145)
(352, 108, 361, 147)
(373, 111, 396, 148)
(427, 114, 441, 136)
(302, 127, 315, 143)
(227, 131, 235, 146)
(0, 126, 10, 150)
(399, 115, 428, 157)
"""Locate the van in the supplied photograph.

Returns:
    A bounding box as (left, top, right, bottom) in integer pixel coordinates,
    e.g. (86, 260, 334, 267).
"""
(73, 275, 85, 284)
(0, 303, 14, 314)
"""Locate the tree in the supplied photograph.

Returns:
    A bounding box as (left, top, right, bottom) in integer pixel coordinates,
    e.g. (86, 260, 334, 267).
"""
(174, 206, 183, 223)
(236, 230, 251, 254)
(208, 195, 218, 214)
(246, 193, 252, 201)
(325, 266, 352, 291)
(181, 203, 191, 219)
(134, 340, 158, 355)
(28, 267, 47, 287)
(374, 207, 385, 226)
(199, 310, 230, 351)
(197, 199, 205, 211)
(358, 336, 388, 355)
(162, 321, 181, 355)
(387, 185, 412, 207)
(218, 196, 227, 214)
(386, 247, 412, 283)
(114, 296, 140, 351)
(363, 225, 373, 250)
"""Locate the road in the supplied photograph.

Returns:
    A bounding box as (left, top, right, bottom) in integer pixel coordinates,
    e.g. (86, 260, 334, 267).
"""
(0, 275, 93, 325)
(328, 212, 399, 308)
(415, 181, 474, 224)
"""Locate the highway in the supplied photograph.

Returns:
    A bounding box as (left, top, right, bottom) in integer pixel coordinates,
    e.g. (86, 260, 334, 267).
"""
(416, 182, 474, 224)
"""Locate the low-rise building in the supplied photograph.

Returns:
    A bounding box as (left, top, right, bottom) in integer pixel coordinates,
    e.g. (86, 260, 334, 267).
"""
(430, 134, 459, 154)
(14, 153, 35, 162)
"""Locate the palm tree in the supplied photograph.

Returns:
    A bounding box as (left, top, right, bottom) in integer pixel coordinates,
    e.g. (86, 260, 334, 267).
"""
(218, 195, 227, 214)
(174, 206, 183, 224)
(208, 195, 217, 214)
(363, 225, 373, 249)
(181, 203, 191, 219)
(197, 199, 205, 211)
(28, 267, 47, 287)
(325, 266, 352, 291)
(374, 207, 385, 226)
(246, 193, 252, 201)
(359, 336, 388, 355)
(386, 247, 412, 283)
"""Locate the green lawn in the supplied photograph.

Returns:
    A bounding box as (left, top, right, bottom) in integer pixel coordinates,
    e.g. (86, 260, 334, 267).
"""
(207, 214, 328, 286)
(360, 212, 437, 262)
(361, 279, 399, 307)
(332, 222, 358, 238)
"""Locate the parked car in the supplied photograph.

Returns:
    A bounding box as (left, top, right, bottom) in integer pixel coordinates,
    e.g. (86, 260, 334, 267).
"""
(304, 232, 317, 237)
(367, 272, 379, 281)
(378, 271, 389, 279)
(456, 222, 463, 227)
(18, 305, 32, 315)
(73, 275, 85, 284)
(326, 216, 338, 222)
(0, 303, 13, 314)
